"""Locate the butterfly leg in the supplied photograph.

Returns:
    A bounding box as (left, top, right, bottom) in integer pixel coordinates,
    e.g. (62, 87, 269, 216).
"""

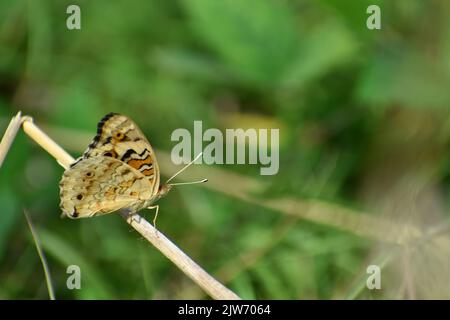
(129, 211, 141, 223)
(122, 210, 141, 223)
(147, 205, 159, 231)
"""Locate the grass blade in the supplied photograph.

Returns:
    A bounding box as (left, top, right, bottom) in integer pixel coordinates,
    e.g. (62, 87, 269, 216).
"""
(24, 209, 55, 300)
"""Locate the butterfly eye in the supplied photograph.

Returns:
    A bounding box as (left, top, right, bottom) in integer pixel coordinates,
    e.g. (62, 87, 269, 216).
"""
(86, 171, 94, 177)
(76, 194, 83, 200)
(114, 132, 125, 140)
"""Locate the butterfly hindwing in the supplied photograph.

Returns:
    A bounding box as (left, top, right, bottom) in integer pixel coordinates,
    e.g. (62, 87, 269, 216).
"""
(60, 156, 155, 218)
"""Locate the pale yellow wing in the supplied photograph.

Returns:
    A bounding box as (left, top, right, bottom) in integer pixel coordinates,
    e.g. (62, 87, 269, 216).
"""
(60, 156, 154, 218)
(71, 113, 160, 194)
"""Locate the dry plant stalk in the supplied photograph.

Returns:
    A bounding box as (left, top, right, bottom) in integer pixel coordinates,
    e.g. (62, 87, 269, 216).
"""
(2, 112, 240, 300)
(0, 111, 22, 167)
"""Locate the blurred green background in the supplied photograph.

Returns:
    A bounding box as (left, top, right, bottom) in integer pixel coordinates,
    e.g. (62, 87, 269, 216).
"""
(1, 0, 450, 299)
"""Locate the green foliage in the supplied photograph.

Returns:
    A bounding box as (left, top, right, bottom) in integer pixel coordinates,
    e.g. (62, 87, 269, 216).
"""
(0, 0, 449, 299)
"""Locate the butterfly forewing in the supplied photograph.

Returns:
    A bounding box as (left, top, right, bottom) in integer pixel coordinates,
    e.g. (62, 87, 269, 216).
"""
(59, 113, 161, 218)
(75, 113, 160, 189)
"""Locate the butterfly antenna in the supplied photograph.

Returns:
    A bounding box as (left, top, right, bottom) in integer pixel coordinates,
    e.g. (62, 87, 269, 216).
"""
(168, 179, 208, 186)
(166, 152, 205, 185)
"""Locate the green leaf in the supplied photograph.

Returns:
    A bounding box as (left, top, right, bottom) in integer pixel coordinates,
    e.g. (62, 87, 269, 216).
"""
(358, 50, 450, 109)
(182, 0, 298, 87)
(280, 20, 357, 89)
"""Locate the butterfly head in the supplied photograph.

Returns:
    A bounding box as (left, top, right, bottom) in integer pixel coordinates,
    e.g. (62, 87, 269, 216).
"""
(158, 184, 173, 198)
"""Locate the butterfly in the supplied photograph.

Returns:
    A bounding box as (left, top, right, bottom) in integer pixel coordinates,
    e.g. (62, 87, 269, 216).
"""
(59, 113, 205, 225)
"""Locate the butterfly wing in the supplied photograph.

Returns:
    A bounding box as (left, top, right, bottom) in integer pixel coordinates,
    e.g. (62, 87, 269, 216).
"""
(71, 113, 160, 195)
(60, 156, 155, 218)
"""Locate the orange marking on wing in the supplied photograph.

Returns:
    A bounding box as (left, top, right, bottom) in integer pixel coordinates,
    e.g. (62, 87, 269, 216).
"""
(127, 157, 153, 171)
(141, 168, 154, 176)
